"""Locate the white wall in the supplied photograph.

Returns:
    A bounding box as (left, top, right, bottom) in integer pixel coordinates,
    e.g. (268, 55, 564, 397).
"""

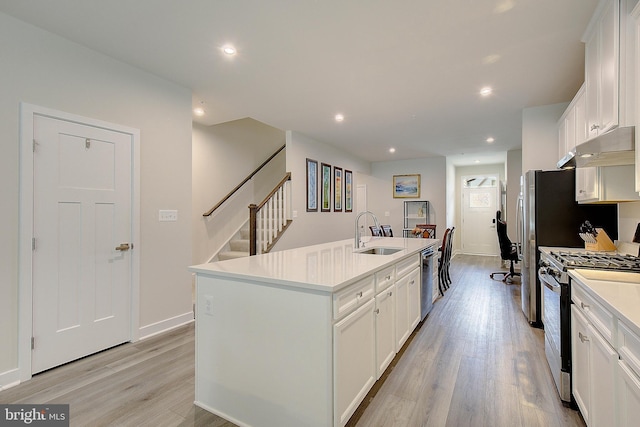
(619, 201, 640, 244)
(507, 149, 523, 236)
(276, 131, 371, 250)
(0, 12, 193, 380)
(368, 157, 447, 240)
(192, 119, 285, 263)
(522, 103, 568, 172)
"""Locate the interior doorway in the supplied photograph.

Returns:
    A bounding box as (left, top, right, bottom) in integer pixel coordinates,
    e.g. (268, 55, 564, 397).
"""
(461, 175, 500, 256)
(19, 103, 140, 380)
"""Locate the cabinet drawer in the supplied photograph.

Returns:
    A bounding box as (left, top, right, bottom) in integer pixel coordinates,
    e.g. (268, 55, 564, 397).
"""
(396, 254, 420, 279)
(375, 266, 395, 292)
(333, 275, 375, 320)
(572, 280, 614, 344)
(618, 321, 640, 378)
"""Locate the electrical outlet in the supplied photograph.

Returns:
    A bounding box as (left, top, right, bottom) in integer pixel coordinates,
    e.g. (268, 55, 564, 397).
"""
(159, 210, 178, 222)
(204, 295, 214, 316)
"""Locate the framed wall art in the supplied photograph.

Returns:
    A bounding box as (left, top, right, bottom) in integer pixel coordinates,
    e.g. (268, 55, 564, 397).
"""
(321, 162, 331, 212)
(333, 166, 343, 212)
(344, 169, 353, 212)
(393, 174, 421, 198)
(306, 158, 318, 212)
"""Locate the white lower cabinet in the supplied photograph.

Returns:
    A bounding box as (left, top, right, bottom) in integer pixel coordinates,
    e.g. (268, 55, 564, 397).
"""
(375, 286, 395, 379)
(617, 359, 640, 427)
(588, 322, 617, 427)
(407, 267, 421, 331)
(571, 288, 616, 427)
(395, 273, 409, 351)
(617, 320, 640, 427)
(395, 266, 420, 352)
(334, 298, 376, 427)
(571, 277, 640, 427)
(572, 305, 592, 423)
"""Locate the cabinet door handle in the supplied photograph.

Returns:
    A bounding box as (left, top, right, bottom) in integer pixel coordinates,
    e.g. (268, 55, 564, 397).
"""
(590, 124, 600, 131)
(409, 280, 415, 285)
(115, 243, 131, 251)
(385, 275, 391, 280)
(580, 302, 590, 310)
(356, 291, 363, 298)
(579, 332, 589, 343)
(374, 308, 380, 314)
(388, 291, 393, 296)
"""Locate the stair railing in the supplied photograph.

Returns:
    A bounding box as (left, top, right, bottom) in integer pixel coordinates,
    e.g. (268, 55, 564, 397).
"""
(203, 144, 286, 217)
(249, 173, 292, 255)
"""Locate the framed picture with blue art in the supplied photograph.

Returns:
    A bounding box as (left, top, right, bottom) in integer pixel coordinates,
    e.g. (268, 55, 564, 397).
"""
(321, 162, 331, 212)
(333, 166, 342, 212)
(393, 174, 420, 198)
(306, 158, 318, 212)
(344, 169, 353, 212)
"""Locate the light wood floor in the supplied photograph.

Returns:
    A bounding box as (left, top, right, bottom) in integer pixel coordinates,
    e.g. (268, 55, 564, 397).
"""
(0, 255, 585, 427)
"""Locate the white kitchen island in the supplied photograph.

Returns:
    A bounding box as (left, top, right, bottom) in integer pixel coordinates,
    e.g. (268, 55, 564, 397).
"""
(189, 237, 439, 427)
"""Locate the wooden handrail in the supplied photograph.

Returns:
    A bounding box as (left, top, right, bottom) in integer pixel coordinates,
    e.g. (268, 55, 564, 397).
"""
(203, 144, 286, 217)
(249, 173, 292, 255)
(256, 173, 291, 210)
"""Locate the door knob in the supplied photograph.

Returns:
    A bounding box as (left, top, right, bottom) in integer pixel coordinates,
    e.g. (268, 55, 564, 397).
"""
(115, 243, 132, 251)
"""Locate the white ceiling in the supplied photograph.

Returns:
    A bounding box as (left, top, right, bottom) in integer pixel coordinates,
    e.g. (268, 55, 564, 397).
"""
(0, 0, 598, 163)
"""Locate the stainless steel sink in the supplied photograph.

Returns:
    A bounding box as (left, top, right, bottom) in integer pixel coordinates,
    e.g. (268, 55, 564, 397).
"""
(354, 247, 402, 255)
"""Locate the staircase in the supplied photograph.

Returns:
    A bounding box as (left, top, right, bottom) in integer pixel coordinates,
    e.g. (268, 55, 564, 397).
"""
(218, 228, 250, 260)
(202, 146, 292, 262)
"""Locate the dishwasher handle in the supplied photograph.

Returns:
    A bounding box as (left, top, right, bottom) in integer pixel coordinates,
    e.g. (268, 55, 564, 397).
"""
(538, 267, 561, 294)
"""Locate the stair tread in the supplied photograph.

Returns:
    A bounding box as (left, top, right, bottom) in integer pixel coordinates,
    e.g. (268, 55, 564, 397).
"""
(218, 251, 249, 260)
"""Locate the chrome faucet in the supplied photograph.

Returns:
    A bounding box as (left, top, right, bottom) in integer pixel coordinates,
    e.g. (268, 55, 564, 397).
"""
(354, 211, 381, 248)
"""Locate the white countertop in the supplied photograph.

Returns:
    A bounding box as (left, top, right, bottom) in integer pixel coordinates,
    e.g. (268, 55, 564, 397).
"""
(569, 269, 640, 337)
(189, 237, 439, 293)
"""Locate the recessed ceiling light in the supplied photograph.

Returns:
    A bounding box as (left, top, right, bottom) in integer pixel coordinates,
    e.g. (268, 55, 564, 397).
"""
(480, 87, 492, 97)
(334, 114, 344, 122)
(486, 137, 495, 143)
(222, 45, 236, 56)
(193, 107, 205, 116)
(475, 160, 481, 164)
(389, 148, 396, 153)
(482, 54, 501, 65)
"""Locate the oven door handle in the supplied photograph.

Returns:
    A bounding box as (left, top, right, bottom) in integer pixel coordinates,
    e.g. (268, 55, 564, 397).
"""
(538, 267, 562, 294)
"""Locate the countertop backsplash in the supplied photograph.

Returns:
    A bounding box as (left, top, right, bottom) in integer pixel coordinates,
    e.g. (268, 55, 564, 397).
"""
(619, 201, 640, 244)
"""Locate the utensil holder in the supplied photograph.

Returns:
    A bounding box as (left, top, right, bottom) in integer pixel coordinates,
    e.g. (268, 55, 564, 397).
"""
(584, 228, 617, 252)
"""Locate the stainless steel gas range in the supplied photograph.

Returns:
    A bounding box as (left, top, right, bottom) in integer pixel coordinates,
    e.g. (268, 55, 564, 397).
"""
(538, 248, 640, 403)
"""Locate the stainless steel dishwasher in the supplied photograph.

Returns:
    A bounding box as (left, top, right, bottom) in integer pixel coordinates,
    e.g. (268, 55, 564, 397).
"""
(420, 246, 435, 320)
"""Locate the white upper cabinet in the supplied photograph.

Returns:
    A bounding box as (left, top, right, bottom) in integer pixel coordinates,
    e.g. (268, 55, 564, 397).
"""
(575, 87, 589, 145)
(585, 0, 620, 139)
(558, 84, 586, 160)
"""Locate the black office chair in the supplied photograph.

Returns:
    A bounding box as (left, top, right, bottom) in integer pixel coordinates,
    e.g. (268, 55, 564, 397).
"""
(490, 211, 520, 283)
(438, 227, 454, 295)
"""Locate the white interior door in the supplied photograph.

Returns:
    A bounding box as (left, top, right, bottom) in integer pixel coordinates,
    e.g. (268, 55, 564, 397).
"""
(461, 176, 499, 256)
(32, 115, 132, 373)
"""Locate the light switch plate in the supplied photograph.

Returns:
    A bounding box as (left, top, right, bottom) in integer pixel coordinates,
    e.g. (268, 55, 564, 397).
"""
(159, 210, 178, 222)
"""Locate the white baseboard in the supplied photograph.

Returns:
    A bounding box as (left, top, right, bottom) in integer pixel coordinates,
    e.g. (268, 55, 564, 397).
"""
(138, 311, 194, 341)
(0, 368, 21, 391)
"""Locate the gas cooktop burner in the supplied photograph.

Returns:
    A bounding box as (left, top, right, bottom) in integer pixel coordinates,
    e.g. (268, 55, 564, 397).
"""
(550, 251, 640, 272)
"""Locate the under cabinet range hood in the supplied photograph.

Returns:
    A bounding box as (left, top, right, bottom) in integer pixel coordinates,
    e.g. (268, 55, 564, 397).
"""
(557, 126, 636, 169)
